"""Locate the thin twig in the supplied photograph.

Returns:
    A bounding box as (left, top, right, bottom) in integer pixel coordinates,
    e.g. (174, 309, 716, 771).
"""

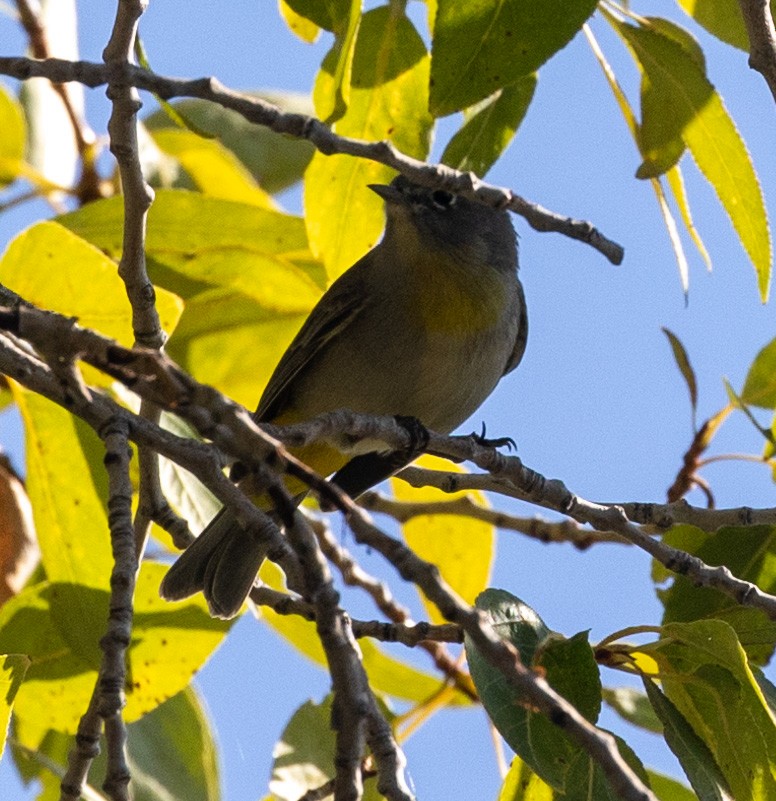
(0, 55, 624, 264)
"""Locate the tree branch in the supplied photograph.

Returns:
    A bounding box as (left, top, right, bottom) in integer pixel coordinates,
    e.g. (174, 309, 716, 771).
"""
(738, 0, 776, 103)
(0, 55, 625, 265)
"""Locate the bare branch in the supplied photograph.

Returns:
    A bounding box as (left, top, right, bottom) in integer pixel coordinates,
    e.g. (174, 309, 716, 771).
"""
(360, 488, 624, 547)
(0, 55, 624, 265)
(738, 0, 776, 103)
(102, 2, 163, 350)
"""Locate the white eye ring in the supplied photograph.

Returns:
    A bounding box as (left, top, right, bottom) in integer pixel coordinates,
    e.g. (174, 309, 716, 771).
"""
(431, 190, 456, 209)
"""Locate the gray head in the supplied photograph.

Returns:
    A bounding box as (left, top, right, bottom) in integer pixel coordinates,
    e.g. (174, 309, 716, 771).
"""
(369, 174, 518, 275)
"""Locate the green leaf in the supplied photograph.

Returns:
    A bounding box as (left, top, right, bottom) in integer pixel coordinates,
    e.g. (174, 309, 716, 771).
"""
(150, 128, 277, 207)
(441, 76, 536, 177)
(270, 694, 391, 801)
(654, 620, 776, 801)
(659, 524, 776, 664)
(614, 19, 771, 300)
(0, 82, 26, 185)
(391, 455, 495, 624)
(144, 93, 316, 194)
(643, 679, 733, 801)
(661, 328, 698, 424)
(464, 590, 601, 791)
(12, 688, 219, 801)
(429, 0, 598, 116)
(676, 0, 776, 52)
(742, 336, 776, 408)
(647, 770, 700, 801)
(280, 0, 354, 33)
(95, 687, 220, 801)
(0, 563, 230, 740)
(312, 0, 361, 123)
(0, 653, 29, 758)
(497, 757, 553, 800)
(304, 5, 433, 279)
(158, 414, 221, 536)
(602, 686, 663, 733)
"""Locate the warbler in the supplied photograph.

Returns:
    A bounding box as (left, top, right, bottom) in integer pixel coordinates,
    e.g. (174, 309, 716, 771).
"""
(160, 175, 528, 618)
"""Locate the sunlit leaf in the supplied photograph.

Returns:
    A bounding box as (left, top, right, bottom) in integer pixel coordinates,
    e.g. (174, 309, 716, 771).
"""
(0, 563, 230, 737)
(391, 455, 495, 625)
(59, 190, 326, 304)
(304, 6, 433, 280)
(0, 82, 26, 186)
(742, 336, 776, 408)
(676, 0, 776, 51)
(497, 756, 553, 801)
(647, 770, 702, 801)
(278, 0, 320, 43)
(0, 653, 29, 758)
(150, 128, 277, 207)
(665, 164, 712, 270)
(430, 0, 598, 116)
(0, 221, 183, 352)
(311, 0, 360, 123)
(12, 387, 112, 591)
(614, 19, 772, 300)
(441, 76, 536, 177)
(654, 620, 776, 801)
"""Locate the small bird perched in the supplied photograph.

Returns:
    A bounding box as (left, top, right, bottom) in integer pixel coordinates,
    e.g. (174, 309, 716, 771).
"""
(160, 175, 528, 618)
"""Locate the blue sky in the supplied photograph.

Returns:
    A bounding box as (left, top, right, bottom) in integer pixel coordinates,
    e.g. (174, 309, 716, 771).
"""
(1, 1, 775, 799)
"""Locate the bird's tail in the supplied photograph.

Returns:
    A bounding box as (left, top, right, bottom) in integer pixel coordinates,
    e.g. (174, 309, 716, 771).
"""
(159, 507, 271, 620)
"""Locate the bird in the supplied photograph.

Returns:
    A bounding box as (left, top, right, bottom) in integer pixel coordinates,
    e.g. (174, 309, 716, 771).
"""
(160, 174, 528, 618)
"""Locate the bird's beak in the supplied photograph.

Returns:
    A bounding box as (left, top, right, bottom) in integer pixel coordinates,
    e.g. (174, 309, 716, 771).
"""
(368, 183, 404, 205)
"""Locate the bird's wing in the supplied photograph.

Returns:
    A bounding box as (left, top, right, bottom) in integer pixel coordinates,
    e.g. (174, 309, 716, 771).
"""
(255, 261, 369, 422)
(503, 279, 528, 376)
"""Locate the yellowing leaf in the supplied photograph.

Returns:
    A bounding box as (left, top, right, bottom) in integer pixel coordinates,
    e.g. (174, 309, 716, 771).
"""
(304, 6, 433, 280)
(615, 21, 772, 300)
(392, 455, 495, 624)
(168, 290, 310, 408)
(0, 221, 183, 347)
(0, 654, 29, 759)
(60, 191, 325, 307)
(150, 128, 277, 207)
(0, 82, 25, 186)
(278, 0, 320, 43)
(12, 386, 112, 590)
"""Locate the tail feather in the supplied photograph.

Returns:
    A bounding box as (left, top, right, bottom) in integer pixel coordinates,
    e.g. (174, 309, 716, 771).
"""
(160, 508, 270, 619)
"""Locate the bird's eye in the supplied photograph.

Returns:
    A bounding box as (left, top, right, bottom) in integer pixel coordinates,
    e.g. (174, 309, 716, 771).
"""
(431, 189, 455, 209)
